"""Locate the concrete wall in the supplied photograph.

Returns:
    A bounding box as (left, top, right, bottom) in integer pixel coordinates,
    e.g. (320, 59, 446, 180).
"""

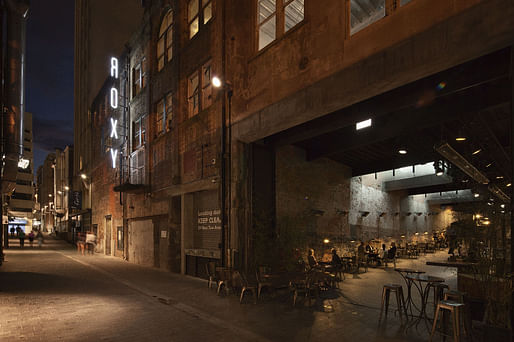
(230, 0, 514, 143)
(275, 145, 351, 244)
(275, 145, 459, 246)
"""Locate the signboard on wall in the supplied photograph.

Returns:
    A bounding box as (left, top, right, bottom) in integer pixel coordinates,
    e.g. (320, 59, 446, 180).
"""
(70, 191, 82, 210)
(197, 209, 221, 231)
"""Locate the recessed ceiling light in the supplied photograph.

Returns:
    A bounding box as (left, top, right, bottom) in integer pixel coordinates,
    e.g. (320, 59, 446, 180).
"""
(496, 176, 504, 179)
(356, 118, 372, 130)
(398, 149, 407, 155)
(472, 149, 482, 155)
(486, 163, 492, 168)
(507, 183, 512, 187)
(473, 193, 480, 198)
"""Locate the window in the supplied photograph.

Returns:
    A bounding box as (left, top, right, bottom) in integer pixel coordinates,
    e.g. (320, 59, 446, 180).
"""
(155, 94, 173, 136)
(132, 116, 146, 150)
(132, 58, 147, 97)
(157, 10, 173, 71)
(188, 71, 199, 117)
(188, 61, 213, 118)
(156, 99, 165, 135)
(350, 0, 385, 35)
(188, 0, 212, 39)
(258, 0, 304, 50)
(202, 62, 212, 109)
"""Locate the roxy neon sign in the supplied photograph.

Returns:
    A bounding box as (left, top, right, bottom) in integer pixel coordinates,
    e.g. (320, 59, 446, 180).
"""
(109, 57, 120, 169)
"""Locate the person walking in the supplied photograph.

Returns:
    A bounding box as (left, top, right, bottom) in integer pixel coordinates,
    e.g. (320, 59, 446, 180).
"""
(36, 230, 44, 248)
(28, 231, 35, 247)
(10, 226, 15, 237)
(18, 229, 26, 248)
(85, 231, 97, 255)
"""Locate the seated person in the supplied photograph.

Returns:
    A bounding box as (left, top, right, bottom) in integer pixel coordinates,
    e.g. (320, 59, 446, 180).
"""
(331, 248, 342, 268)
(308, 248, 318, 269)
(378, 243, 387, 265)
(387, 242, 397, 260)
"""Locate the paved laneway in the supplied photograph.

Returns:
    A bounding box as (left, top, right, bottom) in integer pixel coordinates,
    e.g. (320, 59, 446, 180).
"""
(0, 236, 457, 341)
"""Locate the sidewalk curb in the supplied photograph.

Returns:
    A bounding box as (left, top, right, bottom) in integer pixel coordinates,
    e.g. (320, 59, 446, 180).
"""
(60, 252, 271, 342)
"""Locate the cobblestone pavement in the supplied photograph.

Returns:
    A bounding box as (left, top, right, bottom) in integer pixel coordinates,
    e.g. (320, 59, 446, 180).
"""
(0, 236, 459, 341)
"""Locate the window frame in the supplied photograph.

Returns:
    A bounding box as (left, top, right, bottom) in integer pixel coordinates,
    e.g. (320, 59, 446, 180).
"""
(155, 93, 173, 136)
(132, 58, 146, 98)
(132, 116, 147, 151)
(257, 0, 304, 51)
(157, 10, 173, 72)
(188, 0, 213, 39)
(187, 60, 214, 118)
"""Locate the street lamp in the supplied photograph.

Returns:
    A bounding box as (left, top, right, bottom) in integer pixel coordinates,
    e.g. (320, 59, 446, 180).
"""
(213, 75, 233, 267)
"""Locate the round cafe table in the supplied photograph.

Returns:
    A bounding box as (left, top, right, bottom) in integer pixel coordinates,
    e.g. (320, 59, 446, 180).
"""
(394, 268, 425, 314)
(405, 274, 445, 329)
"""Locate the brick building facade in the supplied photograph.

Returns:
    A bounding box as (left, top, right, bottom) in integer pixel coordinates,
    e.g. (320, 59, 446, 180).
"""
(76, 0, 513, 276)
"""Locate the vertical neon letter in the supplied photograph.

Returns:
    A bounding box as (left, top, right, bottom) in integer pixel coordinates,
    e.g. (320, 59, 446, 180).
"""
(110, 57, 118, 79)
(110, 149, 118, 168)
(110, 118, 118, 139)
(110, 88, 118, 109)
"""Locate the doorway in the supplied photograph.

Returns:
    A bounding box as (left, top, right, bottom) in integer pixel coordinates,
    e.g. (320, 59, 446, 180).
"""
(105, 216, 112, 255)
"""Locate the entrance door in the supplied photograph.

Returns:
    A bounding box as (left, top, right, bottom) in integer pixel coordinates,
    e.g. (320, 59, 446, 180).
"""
(105, 216, 112, 255)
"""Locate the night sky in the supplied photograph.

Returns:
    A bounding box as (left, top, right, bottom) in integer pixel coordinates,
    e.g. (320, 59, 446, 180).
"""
(26, 0, 74, 170)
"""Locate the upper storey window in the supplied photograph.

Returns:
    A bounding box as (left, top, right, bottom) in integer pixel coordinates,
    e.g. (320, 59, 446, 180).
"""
(258, 0, 304, 50)
(188, 0, 212, 39)
(350, 0, 385, 35)
(157, 10, 173, 71)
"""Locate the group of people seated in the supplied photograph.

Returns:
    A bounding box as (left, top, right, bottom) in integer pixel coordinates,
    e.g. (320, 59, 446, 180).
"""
(360, 241, 397, 265)
(303, 241, 398, 272)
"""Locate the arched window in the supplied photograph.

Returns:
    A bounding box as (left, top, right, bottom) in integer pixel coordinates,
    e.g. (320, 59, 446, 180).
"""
(157, 10, 173, 71)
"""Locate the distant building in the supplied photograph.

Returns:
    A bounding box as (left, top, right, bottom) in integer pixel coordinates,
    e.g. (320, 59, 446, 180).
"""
(0, 0, 30, 255)
(6, 112, 34, 233)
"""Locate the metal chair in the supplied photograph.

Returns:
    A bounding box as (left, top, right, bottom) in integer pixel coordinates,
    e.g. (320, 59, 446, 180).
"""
(205, 261, 218, 289)
(233, 271, 257, 304)
(255, 266, 273, 299)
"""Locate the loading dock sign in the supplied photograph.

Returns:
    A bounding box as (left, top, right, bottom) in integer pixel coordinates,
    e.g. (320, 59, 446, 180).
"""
(198, 209, 221, 230)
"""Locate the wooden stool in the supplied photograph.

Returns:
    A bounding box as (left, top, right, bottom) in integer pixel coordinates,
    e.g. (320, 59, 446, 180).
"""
(444, 290, 466, 303)
(430, 282, 449, 311)
(430, 300, 467, 342)
(379, 284, 408, 321)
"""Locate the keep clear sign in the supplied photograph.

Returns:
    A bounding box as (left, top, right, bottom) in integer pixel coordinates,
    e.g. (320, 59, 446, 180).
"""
(198, 209, 221, 230)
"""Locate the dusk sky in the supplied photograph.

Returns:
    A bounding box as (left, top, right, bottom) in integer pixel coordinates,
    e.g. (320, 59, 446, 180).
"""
(26, 0, 74, 170)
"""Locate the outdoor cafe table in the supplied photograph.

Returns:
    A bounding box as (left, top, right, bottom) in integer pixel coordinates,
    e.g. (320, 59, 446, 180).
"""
(394, 268, 425, 314)
(405, 274, 445, 329)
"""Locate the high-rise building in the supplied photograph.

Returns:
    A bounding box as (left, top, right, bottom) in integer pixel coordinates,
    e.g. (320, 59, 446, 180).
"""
(1, 0, 30, 257)
(6, 111, 34, 232)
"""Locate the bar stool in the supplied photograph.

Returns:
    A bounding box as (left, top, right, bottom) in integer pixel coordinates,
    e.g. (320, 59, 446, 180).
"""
(430, 300, 467, 342)
(430, 282, 449, 311)
(379, 284, 408, 321)
(444, 290, 466, 303)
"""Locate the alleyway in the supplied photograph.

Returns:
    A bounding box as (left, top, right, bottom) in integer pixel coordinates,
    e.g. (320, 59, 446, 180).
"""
(0, 236, 457, 341)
